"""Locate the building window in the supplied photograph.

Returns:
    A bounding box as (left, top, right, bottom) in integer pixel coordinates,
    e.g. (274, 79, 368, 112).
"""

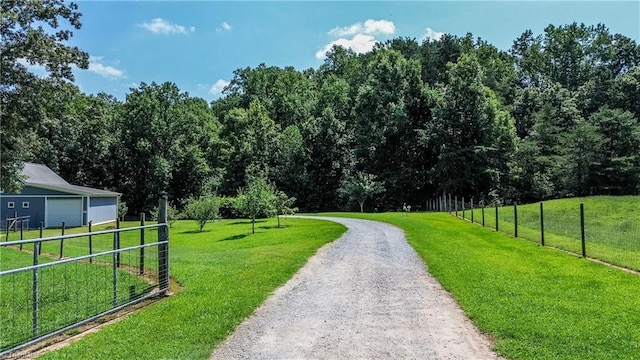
(7, 202, 14, 209)
(22, 202, 29, 209)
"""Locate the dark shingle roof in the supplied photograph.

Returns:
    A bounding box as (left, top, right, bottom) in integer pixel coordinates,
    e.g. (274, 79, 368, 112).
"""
(22, 163, 120, 197)
(23, 163, 69, 186)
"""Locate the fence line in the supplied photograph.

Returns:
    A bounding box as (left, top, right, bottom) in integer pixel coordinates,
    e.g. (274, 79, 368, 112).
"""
(0, 194, 170, 357)
(425, 194, 640, 273)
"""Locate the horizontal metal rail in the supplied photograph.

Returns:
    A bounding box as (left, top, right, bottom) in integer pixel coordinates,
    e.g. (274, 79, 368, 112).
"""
(0, 224, 164, 247)
(0, 241, 167, 277)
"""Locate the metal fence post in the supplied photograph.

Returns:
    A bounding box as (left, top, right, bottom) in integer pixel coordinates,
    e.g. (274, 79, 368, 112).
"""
(482, 205, 485, 227)
(580, 203, 586, 258)
(59, 222, 65, 259)
(115, 219, 121, 268)
(140, 213, 145, 275)
(471, 198, 474, 223)
(32, 241, 40, 338)
(158, 192, 170, 295)
(88, 221, 93, 263)
(462, 197, 466, 220)
(112, 229, 118, 306)
(19, 220, 24, 250)
(495, 204, 499, 232)
(540, 202, 545, 246)
(39, 222, 43, 255)
(455, 196, 458, 217)
(514, 202, 518, 238)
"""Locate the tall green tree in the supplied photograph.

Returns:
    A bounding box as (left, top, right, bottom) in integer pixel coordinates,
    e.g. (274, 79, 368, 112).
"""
(430, 54, 516, 199)
(590, 107, 640, 193)
(353, 49, 431, 206)
(1, 0, 89, 192)
(118, 82, 220, 212)
(219, 100, 280, 194)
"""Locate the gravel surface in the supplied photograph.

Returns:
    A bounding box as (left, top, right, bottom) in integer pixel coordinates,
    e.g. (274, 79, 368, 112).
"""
(210, 216, 502, 360)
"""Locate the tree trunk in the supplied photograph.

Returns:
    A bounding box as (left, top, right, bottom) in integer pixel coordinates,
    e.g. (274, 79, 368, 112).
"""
(277, 214, 281, 228)
(252, 217, 255, 234)
(359, 200, 365, 213)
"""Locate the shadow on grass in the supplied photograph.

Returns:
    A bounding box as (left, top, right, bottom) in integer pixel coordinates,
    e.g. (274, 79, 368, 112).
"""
(258, 225, 288, 230)
(180, 229, 212, 234)
(220, 234, 249, 241)
(229, 220, 267, 225)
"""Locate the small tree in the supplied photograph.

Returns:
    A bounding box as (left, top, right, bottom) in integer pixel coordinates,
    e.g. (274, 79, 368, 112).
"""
(184, 197, 220, 232)
(118, 201, 128, 221)
(274, 190, 298, 228)
(339, 172, 384, 212)
(150, 204, 180, 228)
(235, 177, 276, 234)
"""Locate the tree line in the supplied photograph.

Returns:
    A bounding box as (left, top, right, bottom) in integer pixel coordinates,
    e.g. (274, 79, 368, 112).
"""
(3, 1, 640, 215)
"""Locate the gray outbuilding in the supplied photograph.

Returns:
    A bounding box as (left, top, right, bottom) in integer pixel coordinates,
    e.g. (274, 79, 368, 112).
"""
(0, 163, 121, 228)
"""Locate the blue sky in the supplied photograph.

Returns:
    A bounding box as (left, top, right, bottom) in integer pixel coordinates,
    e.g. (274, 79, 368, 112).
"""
(67, 1, 640, 102)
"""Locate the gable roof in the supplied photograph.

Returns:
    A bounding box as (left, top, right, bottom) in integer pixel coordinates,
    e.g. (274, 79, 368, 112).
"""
(22, 163, 120, 197)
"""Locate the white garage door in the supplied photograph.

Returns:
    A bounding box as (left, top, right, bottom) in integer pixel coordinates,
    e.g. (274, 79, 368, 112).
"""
(47, 198, 83, 227)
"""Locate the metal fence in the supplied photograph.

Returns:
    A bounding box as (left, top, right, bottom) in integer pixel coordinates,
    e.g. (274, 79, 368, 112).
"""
(426, 194, 640, 272)
(0, 196, 170, 357)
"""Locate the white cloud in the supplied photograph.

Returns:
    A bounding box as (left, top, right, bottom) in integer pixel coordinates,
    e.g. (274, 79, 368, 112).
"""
(88, 57, 125, 79)
(209, 79, 230, 95)
(318, 19, 395, 60)
(328, 19, 395, 37)
(140, 18, 195, 35)
(217, 21, 232, 32)
(363, 19, 395, 35)
(422, 27, 445, 41)
(315, 34, 377, 59)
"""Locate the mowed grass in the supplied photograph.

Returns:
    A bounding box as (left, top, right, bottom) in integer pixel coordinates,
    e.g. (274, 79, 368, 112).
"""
(34, 217, 345, 359)
(466, 196, 640, 270)
(323, 212, 640, 359)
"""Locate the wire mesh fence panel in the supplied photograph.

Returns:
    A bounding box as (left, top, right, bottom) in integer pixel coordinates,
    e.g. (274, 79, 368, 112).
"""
(583, 206, 640, 271)
(0, 222, 168, 356)
(497, 204, 515, 236)
(514, 203, 542, 245)
(534, 203, 582, 255)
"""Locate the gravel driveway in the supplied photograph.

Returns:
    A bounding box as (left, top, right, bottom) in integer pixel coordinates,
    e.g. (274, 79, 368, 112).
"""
(210, 216, 502, 359)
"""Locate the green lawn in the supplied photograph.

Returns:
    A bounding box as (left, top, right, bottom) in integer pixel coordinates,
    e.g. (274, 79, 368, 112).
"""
(465, 196, 640, 270)
(323, 211, 640, 359)
(33, 217, 345, 359)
